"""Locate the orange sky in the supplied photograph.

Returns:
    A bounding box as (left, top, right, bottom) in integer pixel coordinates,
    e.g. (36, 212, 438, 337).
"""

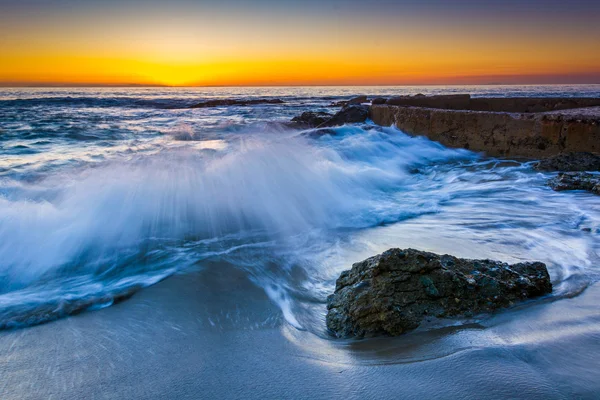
(1, 1, 599, 86)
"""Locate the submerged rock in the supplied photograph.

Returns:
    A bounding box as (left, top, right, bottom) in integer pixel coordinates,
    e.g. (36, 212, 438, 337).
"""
(0, 285, 142, 330)
(329, 95, 368, 107)
(548, 172, 600, 195)
(289, 104, 369, 129)
(534, 152, 600, 172)
(290, 111, 333, 128)
(190, 98, 284, 108)
(301, 128, 338, 138)
(326, 248, 552, 338)
(319, 104, 369, 127)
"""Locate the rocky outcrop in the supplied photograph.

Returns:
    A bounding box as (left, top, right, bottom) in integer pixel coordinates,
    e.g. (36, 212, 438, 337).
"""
(290, 105, 369, 129)
(386, 94, 471, 110)
(319, 105, 369, 127)
(378, 94, 600, 113)
(330, 96, 368, 107)
(469, 97, 600, 113)
(326, 248, 552, 338)
(534, 152, 600, 171)
(548, 172, 600, 195)
(191, 98, 284, 108)
(289, 94, 600, 157)
(290, 111, 333, 128)
(370, 103, 600, 158)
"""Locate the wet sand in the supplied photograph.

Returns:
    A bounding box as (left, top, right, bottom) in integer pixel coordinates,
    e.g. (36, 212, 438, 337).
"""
(2, 262, 600, 400)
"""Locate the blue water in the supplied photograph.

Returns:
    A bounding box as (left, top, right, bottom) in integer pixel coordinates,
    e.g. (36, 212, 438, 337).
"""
(1, 85, 599, 330)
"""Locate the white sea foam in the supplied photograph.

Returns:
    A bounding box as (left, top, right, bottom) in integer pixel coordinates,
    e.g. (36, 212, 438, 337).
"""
(0, 126, 473, 289)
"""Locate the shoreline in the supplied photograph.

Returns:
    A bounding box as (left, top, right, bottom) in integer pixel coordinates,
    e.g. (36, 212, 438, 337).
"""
(2, 264, 600, 399)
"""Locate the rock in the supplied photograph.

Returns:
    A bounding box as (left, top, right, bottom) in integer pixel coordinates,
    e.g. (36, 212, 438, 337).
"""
(319, 104, 369, 127)
(534, 152, 600, 172)
(371, 97, 387, 105)
(346, 95, 368, 105)
(329, 95, 368, 107)
(191, 98, 284, 108)
(326, 248, 552, 338)
(301, 128, 338, 138)
(370, 103, 600, 158)
(386, 94, 471, 110)
(289, 105, 369, 129)
(0, 285, 142, 330)
(290, 111, 333, 128)
(381, 94, 600, 113)
(548, 172, 600, 194)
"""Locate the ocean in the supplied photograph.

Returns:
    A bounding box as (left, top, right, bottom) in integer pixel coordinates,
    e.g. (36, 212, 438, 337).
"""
(1, 85, 600, 399)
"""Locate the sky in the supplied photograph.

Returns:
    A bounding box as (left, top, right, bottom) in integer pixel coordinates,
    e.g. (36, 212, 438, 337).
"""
(1, 0, 599, 86)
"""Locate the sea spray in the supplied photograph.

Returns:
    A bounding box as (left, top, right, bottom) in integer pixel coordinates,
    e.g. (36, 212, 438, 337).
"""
(0, 124, 475, 327)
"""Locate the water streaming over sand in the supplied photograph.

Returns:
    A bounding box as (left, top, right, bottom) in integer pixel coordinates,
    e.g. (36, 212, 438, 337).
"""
(0, 85, 599, 332)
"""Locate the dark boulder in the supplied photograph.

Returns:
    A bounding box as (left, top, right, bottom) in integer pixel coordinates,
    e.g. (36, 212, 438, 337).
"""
(289, 105, 369, 129)
(371, 97, 387, 105)
(289, 111, 333, 128)
(319, 104, 369, 127)
(329, 95, 368, 107)
(326, 248, 552, 338)
(347, 95, 368, 105)
(534, 152, 600, 172)
(191, 98, 284, 108)
(548, 172, 600, 195)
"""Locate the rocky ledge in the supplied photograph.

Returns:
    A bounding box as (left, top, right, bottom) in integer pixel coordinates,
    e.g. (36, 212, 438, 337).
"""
(548, 172, 600, 195)
(370, 94, 600, 158)
(534, 152, 600, 172)
(326, 248, 552, 338)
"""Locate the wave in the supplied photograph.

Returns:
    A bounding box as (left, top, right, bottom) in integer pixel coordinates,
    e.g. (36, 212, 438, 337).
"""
(0, 124, 476, 328)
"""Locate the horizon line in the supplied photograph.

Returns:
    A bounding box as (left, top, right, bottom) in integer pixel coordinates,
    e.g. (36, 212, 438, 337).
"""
(2, 82, 600, 89)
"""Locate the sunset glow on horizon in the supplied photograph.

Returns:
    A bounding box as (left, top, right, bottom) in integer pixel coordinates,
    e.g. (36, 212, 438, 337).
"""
(1, 0, 599, 86)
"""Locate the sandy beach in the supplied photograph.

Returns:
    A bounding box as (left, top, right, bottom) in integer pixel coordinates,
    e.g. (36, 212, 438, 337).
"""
(2, 260, 600, 399)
